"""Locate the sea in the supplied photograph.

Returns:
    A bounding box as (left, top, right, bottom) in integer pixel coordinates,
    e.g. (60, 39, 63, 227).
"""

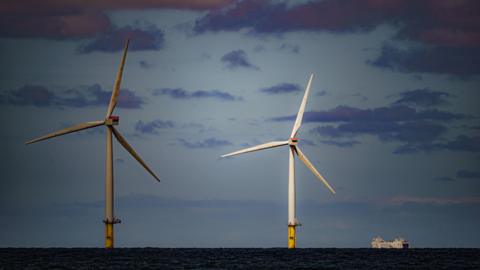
(1, 248, 479, 269)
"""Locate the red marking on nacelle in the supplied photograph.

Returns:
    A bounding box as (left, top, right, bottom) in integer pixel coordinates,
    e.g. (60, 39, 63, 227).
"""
(291, 137, 299, 142)
(109, 116, 119, 121)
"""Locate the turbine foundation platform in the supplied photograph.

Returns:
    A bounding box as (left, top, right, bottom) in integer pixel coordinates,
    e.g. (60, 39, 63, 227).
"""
(288, 225, 297, 249)
(103, 218, 121, 249)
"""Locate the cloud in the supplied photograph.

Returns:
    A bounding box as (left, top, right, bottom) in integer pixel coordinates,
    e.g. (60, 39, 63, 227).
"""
(279, 43, 300, 53)
(77, 22, 165, 53)
(272, 105, 467, 123)
(0, 0, 232, 39)
(271, 104, 473, 152)
(299, 139, 316, 146)
(317, 90, 327, 97)
(253, 45, 266, 52)
(194, 0, 480, 47)
(368, 44, 480, 77)
(313, 121, 447, 144)
(388, 195, 480, 206)
(194, 0, 480, 76)
(435, 135, 480, 152)
(139, 60, 153, 69)
(318, 140, 361, 148)
(135, 119, 175, 135)
(0, 85, 55, 107)
(152, 88, 241, 101)
(433, 176, 455, 182)
(393, 88, 452, 108)
(456, 170, 480, 179)
(259, 83, 300, 95)
(0, 84, 144, 109)
(194, 0, 393, 34)
(221, 50, 259, 70)
(393, 135, 480, 154)
(87, 84, 144, 109)
(178, 137, 232, 149)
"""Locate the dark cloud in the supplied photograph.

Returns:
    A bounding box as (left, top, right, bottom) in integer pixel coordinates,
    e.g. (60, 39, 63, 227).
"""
(87, 84, 144, 109)
(178, 137, 232, 149)
(253, 45, 266, 52)
(0, 84, 144, 109)
(180, 122, 209, 133)
(317, 90, 327, 97)
(139, 60, 153, 69)
(279, 43, 300, 53)
(299, 139, 316, 146)
(272, 105, 467, 123)
(0, 85, 55, 107)
(194, 0, 480, 76)
(135, 119, 175, 135)
(313, 121, 447, 144)
(152, 88, 241, 101)
(221, 50, 259, 70)
(393, 88, 452, 108)
(456, 169, 480, 179)
(368, 45, 480, 77)
(259, 83, 300, 95)
(312, 125, 345, 138)
(78, 22, 164, 53)
(272, 104, 471, 152)
(194, 0, 395, 34)
(318, 140, 360, 148)
(393, 135, 480, 154)
(0, 0, 232, 39)
(392, 143, 431, 154)
(433, 176, 455, 182)
(194, 0, 480, 45)
(435, 135, 480, 153)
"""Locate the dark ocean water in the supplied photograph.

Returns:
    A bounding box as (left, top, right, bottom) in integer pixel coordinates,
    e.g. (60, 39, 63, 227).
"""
(1, 248, 479, 269)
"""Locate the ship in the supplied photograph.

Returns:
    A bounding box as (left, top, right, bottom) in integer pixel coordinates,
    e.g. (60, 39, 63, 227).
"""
(371, 236, 409, 249)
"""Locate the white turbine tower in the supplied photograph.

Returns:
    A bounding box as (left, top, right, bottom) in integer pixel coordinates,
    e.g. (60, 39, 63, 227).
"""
(25, 39, 160, 249)
(221, 74, 335, 249)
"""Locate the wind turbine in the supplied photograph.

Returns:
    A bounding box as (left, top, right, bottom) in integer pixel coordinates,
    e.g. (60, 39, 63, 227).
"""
(25, 39, 160, 249)
(221, 73, 335, 249)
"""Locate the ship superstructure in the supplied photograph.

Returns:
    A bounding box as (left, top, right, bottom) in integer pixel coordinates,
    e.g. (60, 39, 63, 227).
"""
(371, 237, 409, 249)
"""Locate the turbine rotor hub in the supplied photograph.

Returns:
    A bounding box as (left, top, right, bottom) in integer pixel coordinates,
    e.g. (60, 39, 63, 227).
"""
(289, 137, 299, 145)
(105, 115, 119, 126)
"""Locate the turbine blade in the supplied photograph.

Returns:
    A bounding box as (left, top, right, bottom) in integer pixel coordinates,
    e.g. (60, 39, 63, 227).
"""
(221, 141, 289, 158)
(111, 126, 160, 182)
(294, 146, 335, 194)
(25, 120, 105, 145)
(290, 73, 314, 138)
(106, 39, 129, 117)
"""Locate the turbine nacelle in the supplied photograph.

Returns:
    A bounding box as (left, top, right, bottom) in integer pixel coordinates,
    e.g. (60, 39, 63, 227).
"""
(105, 115, 119, 126)
(289, 137, 299, 146)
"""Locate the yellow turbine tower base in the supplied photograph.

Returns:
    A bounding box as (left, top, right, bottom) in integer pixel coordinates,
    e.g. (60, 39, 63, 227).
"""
(105, 223, 114, 249)
(288, 225, 296, 249)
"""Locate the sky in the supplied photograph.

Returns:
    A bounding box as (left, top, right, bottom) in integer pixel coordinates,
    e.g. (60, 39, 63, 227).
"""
(0, 0, 479, 248)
